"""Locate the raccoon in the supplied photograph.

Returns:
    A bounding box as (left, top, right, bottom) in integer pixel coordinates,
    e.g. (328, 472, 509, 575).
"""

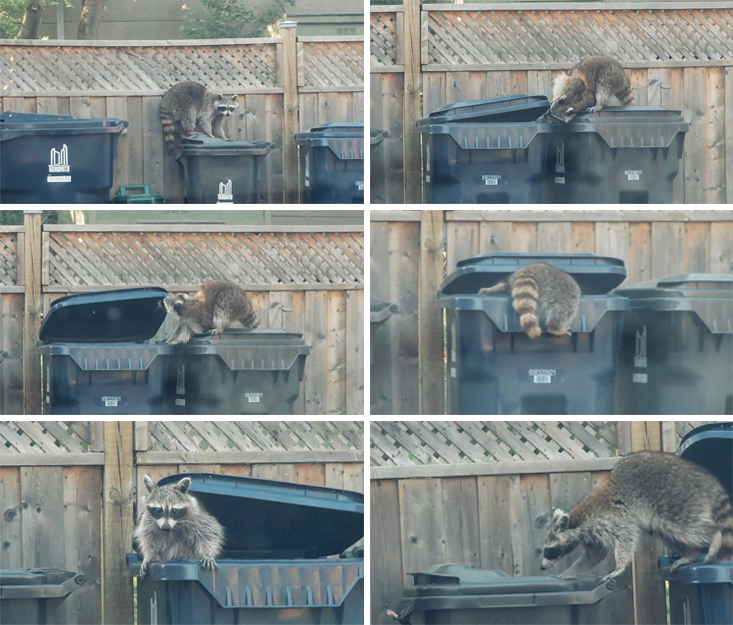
(163, 279, 260, 345)
(541, 452, 733, 584)
(478, 263, 580, 339)
(546, 56, 635, 123)
(160, 81, 238, 152)
(133, 475, 225, 579)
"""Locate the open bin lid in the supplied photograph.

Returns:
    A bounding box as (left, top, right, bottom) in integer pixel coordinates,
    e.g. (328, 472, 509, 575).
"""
(0, 111, 128, 141)
(613, 274, 733, 334)
(177, 135, 275, 157)
(440, 253, 628, 296)
(558, 106, 689, 148)
(0, 568, 85, 599)
(38, 287, 168, 344)
(294, 122, 365, 159)
(678, 422, 733, 503)
(419, 95, 550, 125)
(155, 473, 363, 559)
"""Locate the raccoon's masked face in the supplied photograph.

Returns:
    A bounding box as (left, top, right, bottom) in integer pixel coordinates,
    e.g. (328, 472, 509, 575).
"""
(215, 94, 239, 117)
(547, 95, 577, 124)
(147, 504, 188, 532)
(163, 293, 190, 316)
(540, 508, 578, 570)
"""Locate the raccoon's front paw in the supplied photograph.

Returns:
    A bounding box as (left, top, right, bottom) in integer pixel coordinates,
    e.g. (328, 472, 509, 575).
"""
(200, 557, 218, 571)
(139, 562, 149, 579)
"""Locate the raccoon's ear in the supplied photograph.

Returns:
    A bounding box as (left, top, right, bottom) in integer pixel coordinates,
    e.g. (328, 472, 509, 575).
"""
(559, 513, 570, 530)
(566, 108, 574, 115)
(176, 477, 192, 494)
(143, 475, 155, 493)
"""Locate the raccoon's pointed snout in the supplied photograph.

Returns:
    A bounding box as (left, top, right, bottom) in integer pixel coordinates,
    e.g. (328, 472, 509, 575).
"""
(161, 522, 172, 531)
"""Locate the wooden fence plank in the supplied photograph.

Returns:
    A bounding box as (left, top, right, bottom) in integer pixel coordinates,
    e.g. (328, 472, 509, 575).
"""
(0, 467, 22, 569)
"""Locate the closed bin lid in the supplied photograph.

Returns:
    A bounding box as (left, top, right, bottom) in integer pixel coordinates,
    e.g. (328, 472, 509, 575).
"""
(0, 569, 85, 599)
(419, 95, 550, 125)
(613, 274, 733, 334)
(294, 122, 364, 159)
(0, 111, 128, 141)
(177, 135, 276, 157)
(370, 299, 398, 323)
(38, 287, 168, 344)
(176, 328, 310, 371)
(155, 472, 363, 558)
(558, 106, 689, 148)
(440, 253, 627, 296)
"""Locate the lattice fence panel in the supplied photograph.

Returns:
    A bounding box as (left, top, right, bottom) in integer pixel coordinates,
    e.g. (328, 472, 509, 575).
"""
(370, 12, 400, 68)
(0, 421, 94, 454)
(370, 421, 619, 467)
(0, 42, 279, 94)
(426, 8, 733, 66)
(46, 231, 364, 287)
(0, 233, 19, 287)
(147, 421, 364, 452)
(301, 41, 364, 88)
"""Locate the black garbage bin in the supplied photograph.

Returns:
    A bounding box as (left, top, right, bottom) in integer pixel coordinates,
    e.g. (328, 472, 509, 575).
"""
(392, 563, 619, 625)
(166, 329, 310, 415)
(417, 95, 553, 204)
(660, 422, 733, 625)
(129, 472, 364, 625)
(439, 253, 630, 415)
(295, 122, 365, 204)
(0, 112, 128, 203)
(614, 274, 733, 415)
(37, 288, 172, 415)
(549, 106, 689, 203)
(175, 135, 275, 203)
(0, 568, 86, 625)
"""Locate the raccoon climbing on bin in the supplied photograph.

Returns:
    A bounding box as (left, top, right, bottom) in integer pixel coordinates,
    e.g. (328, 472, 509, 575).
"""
(160, 81, 238, 152)
(546, 55, 635, 123)
(478, 263, 581, 339)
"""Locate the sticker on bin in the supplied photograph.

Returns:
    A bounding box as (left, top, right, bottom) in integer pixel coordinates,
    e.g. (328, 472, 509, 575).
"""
(217, 179, 233, 203)
(102, 395, 122, 407)
(482, 175, 501, 186)
(625, 170, 642, 181)
(245, 392, 263, 403)
(529, 369, 555, 384)
(356, 180, 364, 191)
(48, 144, 71, 183)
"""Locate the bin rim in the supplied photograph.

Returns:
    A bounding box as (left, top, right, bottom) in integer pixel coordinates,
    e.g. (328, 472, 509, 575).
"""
(0, 114, 128, 141)
(678, 422, 733, 457)
(659, 557, 733, 584)
(0, 568, 85, 599)
(176, 136, 276, 156)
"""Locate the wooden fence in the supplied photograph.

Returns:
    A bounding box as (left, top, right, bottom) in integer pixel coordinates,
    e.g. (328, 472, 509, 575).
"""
(0, 420, 365, 625)
(0, 34, 364, 203)
(370, 2, 733, 204)
(0, 217, 364, 415)
(370, 420, 708, 625)
(370, 209, 733, 415)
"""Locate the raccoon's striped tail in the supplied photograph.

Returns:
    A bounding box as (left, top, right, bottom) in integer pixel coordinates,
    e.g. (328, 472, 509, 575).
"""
(160, 106, 177, 152)
(717, 497, 733, 559)
(240, 304, 261, 329)
(511, 274, 541, 339)
(617, 82, 635, 106)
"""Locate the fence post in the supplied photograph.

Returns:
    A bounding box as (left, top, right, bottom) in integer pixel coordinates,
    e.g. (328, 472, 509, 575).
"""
(281, 21, 300, 204)
(403, 0, 422, 203)
(630, 422, 666, 625)
(103, 421, 134, 625)
(419, 210, 444, 415)
(23, 210, 42, 415)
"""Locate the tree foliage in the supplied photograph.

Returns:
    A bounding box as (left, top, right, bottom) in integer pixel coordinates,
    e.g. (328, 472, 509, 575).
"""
(0, 210, 73, 225)
(0, 0, 25, 38)
(182, 0, 295, 39)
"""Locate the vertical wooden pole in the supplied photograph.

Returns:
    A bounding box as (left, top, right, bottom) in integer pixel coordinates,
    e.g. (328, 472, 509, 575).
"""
(281, 21, 300, 204)
(103, 421, 134, 625)
(630, 421, 666, 625)
(23, 210, 42, 415)
(403, 0, 422, 203)
(418, 210, 444, 415)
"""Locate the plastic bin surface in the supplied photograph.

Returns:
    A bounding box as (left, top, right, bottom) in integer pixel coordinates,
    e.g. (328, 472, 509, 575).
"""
(0, 568, 85, 625)
(439, 253, 630, 415)
(394, 563, 618, 625)
(549, 106, 689, 204)
(176, 135, 274, 204)
(418, 97, 553, 204)
(129, 473, 364, 625)
(614, 275, 733, 415)
(295, 122, 365, 204)
(0, 112, 128, 204)
(166, 328, 310, 415)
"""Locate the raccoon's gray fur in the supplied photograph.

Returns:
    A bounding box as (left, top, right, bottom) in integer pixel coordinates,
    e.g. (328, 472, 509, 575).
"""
(541, 452, 733, 584)
(478, 263, 580, 339)
(133, 475, 225, 579)
(546, 56, 635, 123)
(163, 279, 260, 345)
(160, 82, 238, 152)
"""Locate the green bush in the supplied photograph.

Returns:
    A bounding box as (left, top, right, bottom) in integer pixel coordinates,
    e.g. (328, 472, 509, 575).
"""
(182, 0, 295, 39)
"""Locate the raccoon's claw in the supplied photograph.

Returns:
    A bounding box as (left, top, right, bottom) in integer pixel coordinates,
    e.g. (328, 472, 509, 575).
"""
(200, 557, 218, 571)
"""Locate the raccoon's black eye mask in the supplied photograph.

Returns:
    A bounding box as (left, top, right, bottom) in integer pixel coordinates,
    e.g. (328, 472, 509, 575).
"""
(544, 547, 561, 560)
(147, 506, 186, 519)
(148, 506, 164, 519)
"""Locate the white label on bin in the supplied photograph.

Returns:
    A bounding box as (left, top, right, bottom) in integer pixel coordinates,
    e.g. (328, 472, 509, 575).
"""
(450, 367, 457, 378)
(246, 392, 263, 403)
(48, 144, 71, 182)
(305, 180, 310, 187)
(529, 369, 555, 384)
(48, 175, 71, 183)
(625, 170, 642, 181)
(482, 175, 501, 186)
(217, 179, 233, 203)
(356, 181, 364, 191)
(633, 373, 648, 384)
(426, 174, 431, 183)
(555, 176, 565, 184)
(102, 395, 121, 407)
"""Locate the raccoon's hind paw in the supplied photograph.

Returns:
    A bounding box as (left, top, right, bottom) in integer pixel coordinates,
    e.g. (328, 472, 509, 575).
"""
(200, 557, 218, 571)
